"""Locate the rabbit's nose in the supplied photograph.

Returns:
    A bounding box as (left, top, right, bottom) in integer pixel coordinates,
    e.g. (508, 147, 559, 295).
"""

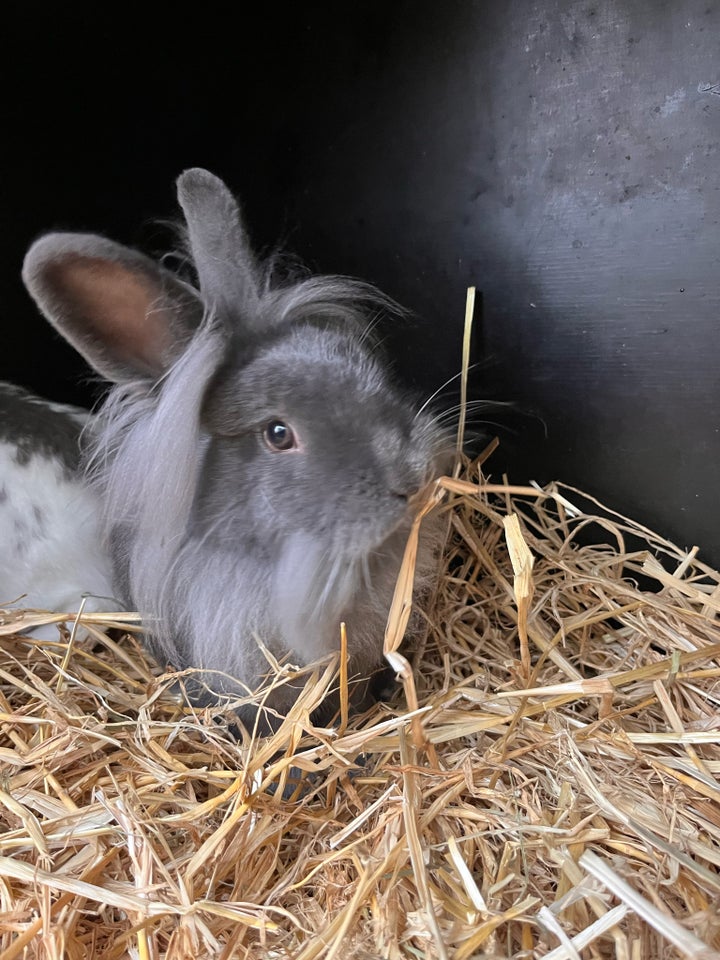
(388, 471, 426, 503)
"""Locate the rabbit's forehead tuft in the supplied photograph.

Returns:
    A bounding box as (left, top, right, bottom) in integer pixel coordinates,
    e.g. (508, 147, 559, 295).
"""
(199, 322, 433, 444)
(225, 328, 393, 406)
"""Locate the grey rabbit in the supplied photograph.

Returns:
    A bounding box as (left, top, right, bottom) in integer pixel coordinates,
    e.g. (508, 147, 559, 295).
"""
(5, 169, 448, 725)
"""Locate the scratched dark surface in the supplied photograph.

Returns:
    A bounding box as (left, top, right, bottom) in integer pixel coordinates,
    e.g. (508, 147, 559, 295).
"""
(2, 1, 720, 563)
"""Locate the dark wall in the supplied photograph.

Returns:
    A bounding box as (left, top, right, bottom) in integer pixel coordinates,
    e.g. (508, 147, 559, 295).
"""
(3, 2, 720, 564)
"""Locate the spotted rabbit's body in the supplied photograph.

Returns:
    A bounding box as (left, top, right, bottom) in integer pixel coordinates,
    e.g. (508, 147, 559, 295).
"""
(0, 384, 113, 617)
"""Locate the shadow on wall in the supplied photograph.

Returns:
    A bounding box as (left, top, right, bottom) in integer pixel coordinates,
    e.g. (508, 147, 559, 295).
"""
(281, 0, 720, 562)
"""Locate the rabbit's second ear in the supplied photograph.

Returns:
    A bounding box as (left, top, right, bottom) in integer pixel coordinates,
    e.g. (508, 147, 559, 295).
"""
(23, 233, 204, 382)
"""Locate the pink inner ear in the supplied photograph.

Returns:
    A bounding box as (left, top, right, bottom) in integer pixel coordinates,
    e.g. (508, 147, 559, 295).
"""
(48, 256, 174, 377)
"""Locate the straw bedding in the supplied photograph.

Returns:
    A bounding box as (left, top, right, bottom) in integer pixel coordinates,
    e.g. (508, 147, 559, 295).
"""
(1, 452, 719, 959)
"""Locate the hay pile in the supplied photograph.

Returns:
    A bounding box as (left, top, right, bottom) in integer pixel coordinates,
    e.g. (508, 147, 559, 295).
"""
(1, 454, 720, 959)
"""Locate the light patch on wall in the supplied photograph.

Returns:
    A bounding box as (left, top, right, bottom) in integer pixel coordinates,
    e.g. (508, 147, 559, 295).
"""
(659, 88, 687, 117)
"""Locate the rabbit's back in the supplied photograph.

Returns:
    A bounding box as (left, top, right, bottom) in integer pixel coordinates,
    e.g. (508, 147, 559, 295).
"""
(0, 384, 114, 615)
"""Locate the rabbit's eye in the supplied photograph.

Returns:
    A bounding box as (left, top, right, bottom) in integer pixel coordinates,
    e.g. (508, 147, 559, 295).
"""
(263, 419, 296, 452)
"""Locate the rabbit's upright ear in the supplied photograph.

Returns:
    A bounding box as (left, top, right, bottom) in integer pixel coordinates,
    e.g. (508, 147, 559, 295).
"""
(176, 168, 261, 325)
(23, 234, 203, 383)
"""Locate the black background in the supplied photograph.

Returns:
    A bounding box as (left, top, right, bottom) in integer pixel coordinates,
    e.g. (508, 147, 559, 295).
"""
(3, 2, 720, 564)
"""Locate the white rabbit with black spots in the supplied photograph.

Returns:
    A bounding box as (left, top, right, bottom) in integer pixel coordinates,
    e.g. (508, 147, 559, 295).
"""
(0, 384, 114, 631)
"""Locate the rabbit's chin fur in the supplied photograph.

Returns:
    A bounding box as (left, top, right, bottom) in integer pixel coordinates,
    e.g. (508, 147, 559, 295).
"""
(132, 513, 443, 716)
